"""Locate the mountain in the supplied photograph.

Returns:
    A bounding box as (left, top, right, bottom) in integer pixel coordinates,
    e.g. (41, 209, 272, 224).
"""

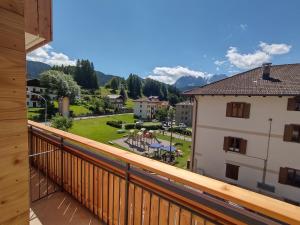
(174, 74, 227, 91)
(27, 61, 51, 79)
(26, 60, 121, 86)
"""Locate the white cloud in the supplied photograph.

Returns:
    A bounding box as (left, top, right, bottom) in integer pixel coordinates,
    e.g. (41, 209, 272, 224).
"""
(259, 42, 291, 55)
(214, 60, 226, 66)
(240, 24, 248, 31)
(27, 44, 76, 66)
(147, 66, 211, 84)
(226, 42, 292, 70)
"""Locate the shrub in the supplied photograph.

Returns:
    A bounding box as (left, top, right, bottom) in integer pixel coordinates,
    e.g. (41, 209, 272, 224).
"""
(124, 123, 136, 129)
(51, 114, 73, 131)
(106, 120, 122, 128)
(169, 127, 192, 136)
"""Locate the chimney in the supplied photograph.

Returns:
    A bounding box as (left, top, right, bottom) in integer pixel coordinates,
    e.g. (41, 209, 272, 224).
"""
(262, 63, 272, 80)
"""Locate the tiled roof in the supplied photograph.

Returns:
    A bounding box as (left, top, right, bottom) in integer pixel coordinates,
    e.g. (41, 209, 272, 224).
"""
(184, 64, 300, 96)
(176, 101, 193, 106)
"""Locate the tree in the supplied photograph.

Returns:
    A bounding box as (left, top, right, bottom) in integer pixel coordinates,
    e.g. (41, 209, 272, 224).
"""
(74, 59, 99, 90)
(156, 108, 168, 121)
(40, 70, 81, 102)
(51, 114, 73, 131)
(168, 94, 179, 106)
(142, 78, 163, 98)
(119, 86, 127, 101)
(127, 74, 142, 99)
(110, 77, 119, 91)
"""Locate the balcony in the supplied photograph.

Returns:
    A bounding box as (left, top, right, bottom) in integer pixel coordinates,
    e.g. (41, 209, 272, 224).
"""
(28, 120, 300, 225)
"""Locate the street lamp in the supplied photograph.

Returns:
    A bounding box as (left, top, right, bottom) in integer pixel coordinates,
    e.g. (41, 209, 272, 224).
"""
(27, 91, 47, 123)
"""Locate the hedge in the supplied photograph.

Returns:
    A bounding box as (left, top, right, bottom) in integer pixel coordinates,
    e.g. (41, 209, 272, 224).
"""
(124, 123, 162, 130)
(106, 120, 122, 128)
(169, 127, 192, 136)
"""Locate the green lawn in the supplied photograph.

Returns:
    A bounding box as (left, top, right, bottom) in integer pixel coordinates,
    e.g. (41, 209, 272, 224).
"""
(69, 114, 191, 169)
(70, 105, 91, 116)
(53, 100, 91, 117)
(69, 114, 134, 144)
(156, 133, 191, 169)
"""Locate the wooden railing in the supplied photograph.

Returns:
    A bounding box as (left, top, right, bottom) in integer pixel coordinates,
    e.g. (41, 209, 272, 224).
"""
(28, 120, 300, 225)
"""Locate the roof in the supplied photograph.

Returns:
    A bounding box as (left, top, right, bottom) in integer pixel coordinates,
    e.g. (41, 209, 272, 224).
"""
(107, 95, 123, 99)
(27, 79, 43, 87)
(133, 97, 169, 105)
(176, 101, 193, 106)
(184, 64, 300, 96)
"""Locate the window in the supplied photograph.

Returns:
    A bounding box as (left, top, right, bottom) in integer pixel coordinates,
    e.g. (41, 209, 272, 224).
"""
(279, 167, 300, 188)
(287, 97, 300, 111)
(226, 102, 250, 118)
(223, 137, 247, 154)
(284, 124, 300, 143)
(226, 164, 239, 180)
(140, 104, 142, 108)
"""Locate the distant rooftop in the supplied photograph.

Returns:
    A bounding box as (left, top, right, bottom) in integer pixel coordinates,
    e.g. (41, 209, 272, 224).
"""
(176, 101, 193, 106)
(107, 94, 123, 99)
(184, 63, 300, 96)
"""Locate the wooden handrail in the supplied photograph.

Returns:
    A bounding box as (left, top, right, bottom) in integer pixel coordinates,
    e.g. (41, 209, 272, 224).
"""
(28, 120, 300, 224)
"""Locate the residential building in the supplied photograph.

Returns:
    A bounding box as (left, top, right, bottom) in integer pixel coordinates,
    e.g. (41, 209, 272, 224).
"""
(184, 63, 300, 204)
(106, 94, 124, 111)
(1, 0, 300, 224)
(26, 79, 56, 107)
(175, 101, 193, 126)
(133, 96, 168, 120)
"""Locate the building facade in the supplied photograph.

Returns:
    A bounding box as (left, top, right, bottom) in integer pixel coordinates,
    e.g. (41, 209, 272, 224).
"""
(26, 79, 56, 107)
(106, 95, 124, 111)
(133, 96, 168, 120)
(185, 63, 300, 204)
(175, 101, 193, 126)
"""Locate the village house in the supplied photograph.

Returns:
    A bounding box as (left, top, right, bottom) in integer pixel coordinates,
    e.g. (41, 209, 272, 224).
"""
(175, 101, 193, 126)
(26, 79, 56, 107)
(184, 63, 300, 205)
(106, 94, 124, 111)
(133, 96, 168, 120)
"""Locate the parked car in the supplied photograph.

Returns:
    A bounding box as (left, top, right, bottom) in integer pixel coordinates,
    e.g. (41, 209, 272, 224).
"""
(179, 123, 187, 128)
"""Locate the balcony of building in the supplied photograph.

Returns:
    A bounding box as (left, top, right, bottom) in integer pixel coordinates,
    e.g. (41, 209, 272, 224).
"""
(27, 120, 300, 225)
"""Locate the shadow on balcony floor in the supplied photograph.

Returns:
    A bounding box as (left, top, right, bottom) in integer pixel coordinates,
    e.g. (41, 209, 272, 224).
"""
(30, 192, 103, 225)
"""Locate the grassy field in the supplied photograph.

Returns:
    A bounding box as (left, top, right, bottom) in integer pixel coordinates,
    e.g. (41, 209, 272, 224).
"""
(69, 114, 191, 169)
(69, 114, 134, 144)
(156, 133, 191, 169)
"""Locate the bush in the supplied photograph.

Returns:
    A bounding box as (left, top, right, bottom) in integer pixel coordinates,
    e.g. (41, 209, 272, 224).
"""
(51, 114, 73, 131)
(106, 120, 122, 128)
(124, 123, 135, 129)
(169, 127, 192, 136)
(136, 124, 162, 130)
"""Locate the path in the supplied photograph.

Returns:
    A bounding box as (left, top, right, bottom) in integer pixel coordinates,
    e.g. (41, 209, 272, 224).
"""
(73, 112, 133, 120)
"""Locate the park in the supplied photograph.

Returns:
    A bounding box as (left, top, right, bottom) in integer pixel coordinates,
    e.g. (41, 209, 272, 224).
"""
(69, 114, 192, 169)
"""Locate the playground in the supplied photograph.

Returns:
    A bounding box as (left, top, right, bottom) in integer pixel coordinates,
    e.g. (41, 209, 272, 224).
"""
(113, 128, 183, 164)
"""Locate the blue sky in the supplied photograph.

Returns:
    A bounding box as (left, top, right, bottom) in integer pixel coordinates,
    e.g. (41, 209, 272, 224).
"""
(27, 0, 300, 84)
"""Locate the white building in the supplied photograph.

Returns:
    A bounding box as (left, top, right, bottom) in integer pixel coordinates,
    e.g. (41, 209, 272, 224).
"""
(26, 79, 56, 107)
(133, 96, 168, 120)
(185, 63, 300, 205)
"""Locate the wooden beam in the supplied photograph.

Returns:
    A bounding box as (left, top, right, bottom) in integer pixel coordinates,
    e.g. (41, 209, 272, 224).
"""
(28, 120, 300, 225)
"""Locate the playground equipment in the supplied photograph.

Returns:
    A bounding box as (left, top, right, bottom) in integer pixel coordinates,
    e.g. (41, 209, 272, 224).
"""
(125, 128, 161, 150)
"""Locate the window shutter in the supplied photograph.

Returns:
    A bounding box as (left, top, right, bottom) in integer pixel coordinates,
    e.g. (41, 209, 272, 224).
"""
(243, 103, 251, 118)
(283, 124, 293, 142)
(278, 167, 288, 184)
(239, 139, 247, 154)
(287, 98, 296, 111)
(226, 103, 233, 117)
(223, 137, 230, 151)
